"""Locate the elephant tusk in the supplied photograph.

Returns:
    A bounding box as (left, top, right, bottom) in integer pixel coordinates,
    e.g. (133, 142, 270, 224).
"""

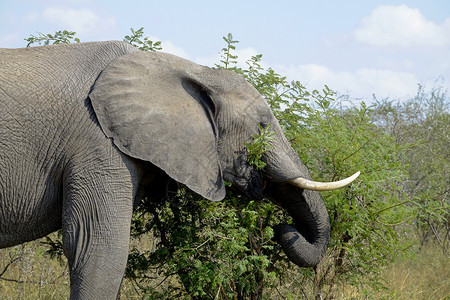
(289, 171, 360, 191)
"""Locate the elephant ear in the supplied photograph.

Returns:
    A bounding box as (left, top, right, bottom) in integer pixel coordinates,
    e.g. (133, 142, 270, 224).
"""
(89, 51, 225, 201)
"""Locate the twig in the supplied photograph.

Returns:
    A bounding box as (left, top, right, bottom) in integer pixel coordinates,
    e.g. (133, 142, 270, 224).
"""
(0, 255, 21, 278)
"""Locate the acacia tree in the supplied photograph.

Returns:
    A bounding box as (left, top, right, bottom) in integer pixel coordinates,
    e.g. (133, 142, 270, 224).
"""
(372, 86, 449, 253)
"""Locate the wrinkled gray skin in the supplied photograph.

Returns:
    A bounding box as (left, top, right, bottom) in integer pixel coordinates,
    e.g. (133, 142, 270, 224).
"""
(0, 41, 329, 299)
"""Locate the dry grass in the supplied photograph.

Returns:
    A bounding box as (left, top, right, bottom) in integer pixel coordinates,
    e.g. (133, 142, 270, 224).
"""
(376, 244, 449, 300)
(0, 234, 70, 299)
(0, 236, 448, 299)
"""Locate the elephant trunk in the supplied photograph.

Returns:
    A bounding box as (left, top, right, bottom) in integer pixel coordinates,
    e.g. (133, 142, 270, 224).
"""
(250, 121, 358, 267)
(268, 183, 330, 267)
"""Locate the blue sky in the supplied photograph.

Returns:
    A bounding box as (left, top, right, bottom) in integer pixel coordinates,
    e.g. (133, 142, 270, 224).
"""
(1, 0, 449, 101)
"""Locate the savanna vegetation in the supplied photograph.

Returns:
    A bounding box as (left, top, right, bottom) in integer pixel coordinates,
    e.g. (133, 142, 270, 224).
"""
(0, 29, 448, 299)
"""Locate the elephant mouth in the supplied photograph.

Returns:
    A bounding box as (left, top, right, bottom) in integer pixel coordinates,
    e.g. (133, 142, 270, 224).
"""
(222, 157, 265, 200)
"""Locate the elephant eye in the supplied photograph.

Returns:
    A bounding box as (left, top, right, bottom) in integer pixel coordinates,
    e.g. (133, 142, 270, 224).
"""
(259, 122, 268, 129)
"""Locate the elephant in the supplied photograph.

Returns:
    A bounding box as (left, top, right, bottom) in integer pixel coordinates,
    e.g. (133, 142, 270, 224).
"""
(0, 41, 359, 299)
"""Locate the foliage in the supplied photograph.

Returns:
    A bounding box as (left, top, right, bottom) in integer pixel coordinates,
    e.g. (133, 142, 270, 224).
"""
(123, 27, 162, 51)
(297, 101, 412, 298)
(25, 30, 80, 47)
(245, 124, 275, 170)
(127, 184, 291, 299)
(216, 33, 239, 70)
(41, 231, 65, 265)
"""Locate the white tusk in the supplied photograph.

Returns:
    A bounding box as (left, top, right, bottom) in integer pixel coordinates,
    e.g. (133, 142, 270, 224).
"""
(289, 171, 360, 191)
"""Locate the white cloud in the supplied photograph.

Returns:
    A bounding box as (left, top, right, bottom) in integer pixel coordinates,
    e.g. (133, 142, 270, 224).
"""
(276, 64, 419, 100)
(148, 37, 190, 59)
(354, 5, 449, 47)
(0, 33, 20, 47)
(26, 7, 116, 37)
(234, 47, 261, 68)
(355, 68, 419, 98)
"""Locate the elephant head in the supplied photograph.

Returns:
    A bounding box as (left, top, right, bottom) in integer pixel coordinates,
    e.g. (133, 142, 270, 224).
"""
(89, 50, 359, 267)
